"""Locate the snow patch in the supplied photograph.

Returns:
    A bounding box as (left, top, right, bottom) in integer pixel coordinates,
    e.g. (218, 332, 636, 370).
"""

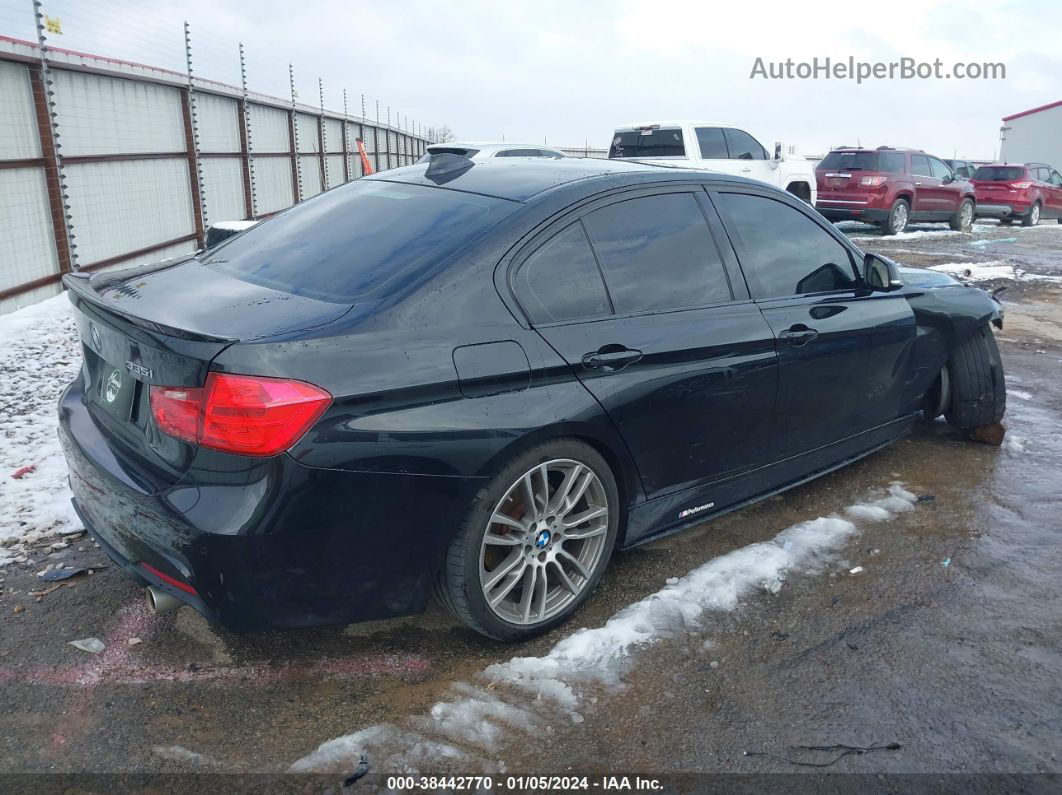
(928, 261, 1014, 282)
(290, 483, 919, 774)
(0, 293, 81, 556)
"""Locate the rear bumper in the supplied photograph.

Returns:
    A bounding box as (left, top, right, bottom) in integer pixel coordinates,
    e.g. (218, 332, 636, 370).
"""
(817, 204, 890, 223)
(59, 378, 482, 632)
(975, 203, 1026, 218)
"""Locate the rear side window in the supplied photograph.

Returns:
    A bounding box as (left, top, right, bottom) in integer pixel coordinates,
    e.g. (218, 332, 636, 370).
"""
(696, 127, 728, 159)
(910, 155, 933, 177)
(973, 166, 1024, 181)
(515, 224, 611, 324)
(608, 128, 686, 159)
(879, 152, 906, 173)
(205, 181, 514, 303)
(583, 193, 732, 313)
(723, 129, 767, 160)
(716, 193, 858, 298)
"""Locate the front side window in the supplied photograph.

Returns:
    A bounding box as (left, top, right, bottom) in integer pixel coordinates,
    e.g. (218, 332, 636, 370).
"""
(608, 128, 685, 159)
(1051, 170, 1062, 187)
(696, 127, 728, 159)
(929, 158, 954, 180)
(583, 193, 732, 314)
(910, 155, 933, 177)
(723, 129, 767, 160)
(716, 192, 858, 299)
(514, 224, 612, 324)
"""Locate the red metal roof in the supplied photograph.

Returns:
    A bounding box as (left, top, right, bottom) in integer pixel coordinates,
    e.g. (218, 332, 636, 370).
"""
(1003, 100, 1062, 122)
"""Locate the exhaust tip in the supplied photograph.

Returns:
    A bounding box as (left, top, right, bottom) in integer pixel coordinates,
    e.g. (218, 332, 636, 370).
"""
(145, 585, 183, 615)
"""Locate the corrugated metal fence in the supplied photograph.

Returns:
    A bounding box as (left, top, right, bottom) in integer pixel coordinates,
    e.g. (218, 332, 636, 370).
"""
(0, 10, 434, 314)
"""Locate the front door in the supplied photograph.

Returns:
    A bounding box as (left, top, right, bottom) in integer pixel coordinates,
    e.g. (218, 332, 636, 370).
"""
(711, 189, 917, 461)
(511, 189, 778, 500)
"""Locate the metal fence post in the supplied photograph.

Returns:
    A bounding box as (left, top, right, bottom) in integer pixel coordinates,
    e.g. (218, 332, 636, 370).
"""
(373, 100, 381, 173)
(341, 88, 350, 182)
(288, 63, 301, 203)
(182, 21, 206, 246)
(237, 42, 257, 219)
(317, 78, 327, 189)
(30, 0, 75, 276)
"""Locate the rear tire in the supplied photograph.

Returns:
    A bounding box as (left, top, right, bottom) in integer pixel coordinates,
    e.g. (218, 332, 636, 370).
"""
(1021, 202, 1041, 227)
(944, 325, 1006, 430)
(1000, 217, 1013, 226)
(949, 198, 974, 232)
(434, 439, 620, 641)
(882, 199, 910, 235)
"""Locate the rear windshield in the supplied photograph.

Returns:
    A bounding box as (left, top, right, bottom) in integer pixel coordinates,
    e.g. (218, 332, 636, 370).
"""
(818, 151, 882, 171)
(609, 128, 686, 159)
(203, 180, 514, 303)
(973, 166, 1025, 181)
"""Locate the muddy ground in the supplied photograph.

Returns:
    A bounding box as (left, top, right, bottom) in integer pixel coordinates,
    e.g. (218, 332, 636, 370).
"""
(1, 220, 1060, 791)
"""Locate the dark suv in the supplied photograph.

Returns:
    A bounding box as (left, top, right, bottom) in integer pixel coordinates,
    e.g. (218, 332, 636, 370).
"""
(816, 147, 976, 234)
(59, 158, 1005, 641)
(971, 162, 1062, 226)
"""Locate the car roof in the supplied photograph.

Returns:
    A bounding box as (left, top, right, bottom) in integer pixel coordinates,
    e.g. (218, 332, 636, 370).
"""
(427, 142, 555, 152)
(614, 121, 740, 130)
(366, 157, 767, 203)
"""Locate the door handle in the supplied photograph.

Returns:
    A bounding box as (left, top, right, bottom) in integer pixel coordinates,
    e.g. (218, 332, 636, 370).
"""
(915, 181, 923, 186)
(581, 345, 643, 371)
(741, 167, 752, 172)
(779, 325, 819, 347)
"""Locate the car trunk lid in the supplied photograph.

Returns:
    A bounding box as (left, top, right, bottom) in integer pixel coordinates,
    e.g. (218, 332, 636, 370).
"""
(64, 259, 352, 485)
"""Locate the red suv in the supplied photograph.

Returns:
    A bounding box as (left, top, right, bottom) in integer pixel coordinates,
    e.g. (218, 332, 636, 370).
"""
(815, 147, 976, 235)
(971, 163, 1062, 226)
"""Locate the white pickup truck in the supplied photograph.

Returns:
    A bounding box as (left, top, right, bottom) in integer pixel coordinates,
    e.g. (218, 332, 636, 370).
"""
(608, 121, 817, 204)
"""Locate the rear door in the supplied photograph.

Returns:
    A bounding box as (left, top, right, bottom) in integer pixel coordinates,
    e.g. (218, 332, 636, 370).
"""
(711, 188, 916, 462)
(511, 188, 778, 500)
(910, 154, 943, 216)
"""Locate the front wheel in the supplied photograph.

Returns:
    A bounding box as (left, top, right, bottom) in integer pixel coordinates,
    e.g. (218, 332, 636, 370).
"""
(882, 198, 910, 235)
(1021, 202, 1041, 227)
(945, 325, 1006, 430)
(435, 440, 620, 641)
(949, 198, 974, 232)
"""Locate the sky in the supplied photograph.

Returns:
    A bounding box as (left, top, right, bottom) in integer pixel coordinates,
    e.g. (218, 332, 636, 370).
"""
(6, 0, 1061, 160)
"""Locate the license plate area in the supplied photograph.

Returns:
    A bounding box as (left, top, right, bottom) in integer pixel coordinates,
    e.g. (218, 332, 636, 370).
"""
(85, 349, 140, 423)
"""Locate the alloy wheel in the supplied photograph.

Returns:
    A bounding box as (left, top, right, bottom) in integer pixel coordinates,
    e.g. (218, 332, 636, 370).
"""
(892, 203, 909, 234)
(961, 201, 973, 229)
(478, 459, 610, 625)
(1030, 203, 1041, 225)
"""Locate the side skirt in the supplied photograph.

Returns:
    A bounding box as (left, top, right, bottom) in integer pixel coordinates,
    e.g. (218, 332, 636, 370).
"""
(621, 415, 915, 550)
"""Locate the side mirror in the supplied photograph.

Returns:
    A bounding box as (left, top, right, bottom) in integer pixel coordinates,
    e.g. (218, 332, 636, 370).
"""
(942, 174, 955, 184)
(864, 253, 904, 291)
(774, 142, 783, 160)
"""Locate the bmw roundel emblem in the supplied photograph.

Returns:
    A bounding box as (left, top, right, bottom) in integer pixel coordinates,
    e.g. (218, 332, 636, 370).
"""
(534, 529, 552, 549)
(90, 323, 102, 351)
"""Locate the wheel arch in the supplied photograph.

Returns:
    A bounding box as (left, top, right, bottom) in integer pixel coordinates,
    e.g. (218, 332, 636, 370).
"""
(471, 422, 642, 539)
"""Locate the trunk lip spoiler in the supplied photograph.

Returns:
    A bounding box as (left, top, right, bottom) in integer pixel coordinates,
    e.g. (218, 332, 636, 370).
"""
(62, 272, 239, 344)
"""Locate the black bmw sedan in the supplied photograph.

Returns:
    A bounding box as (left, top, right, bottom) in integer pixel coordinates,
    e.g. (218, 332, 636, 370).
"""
(58, 156, 1005, 640)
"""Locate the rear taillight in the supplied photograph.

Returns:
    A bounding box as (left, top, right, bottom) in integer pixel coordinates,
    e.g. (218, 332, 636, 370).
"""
(149, 373, 331, 457)
(1011, 182, 1032, 189)
(859, 175, 888, 187)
